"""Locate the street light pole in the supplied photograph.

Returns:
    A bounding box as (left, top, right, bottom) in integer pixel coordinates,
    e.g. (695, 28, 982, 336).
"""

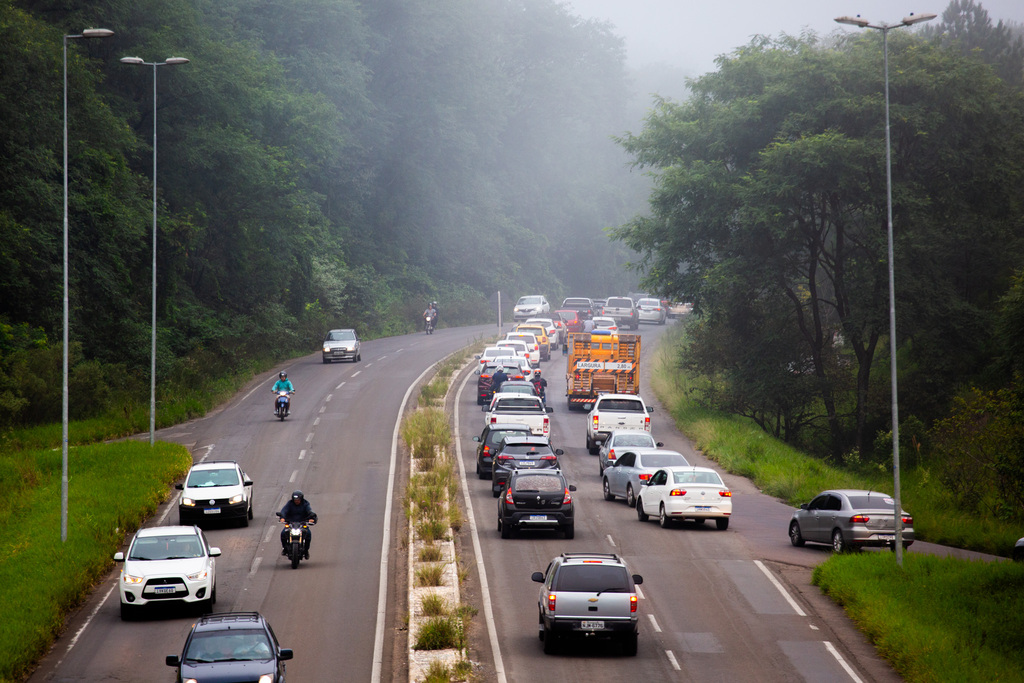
(835, 12, 935, 566)
(119, 56, 190, 446)
(62, 27, 113, 543)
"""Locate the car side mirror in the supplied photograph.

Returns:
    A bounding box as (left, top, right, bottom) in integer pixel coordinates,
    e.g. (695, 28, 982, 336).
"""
(481, 406, 487, 412)
(175, 483, 183, 490)
(114, 552, 125, 562)
(474, 354, 481, 359)
(554, 449, 564, 456)
(582, 403, 594, 411)
(279, 649, 294, 661)
(209, 547, 222, 557)
(632, 574, 644, 585)
(244, 479, 253, 486)
(546, 407, 554, 413)
(655, 442, 664, 447)
(531, 571, 545, 583)
(647, 407, 654, 413)
(568, 484, 577, 491)
(472, 436, 481, 442)
(166, 655, 181, 667)
(800, 503, 809, 510)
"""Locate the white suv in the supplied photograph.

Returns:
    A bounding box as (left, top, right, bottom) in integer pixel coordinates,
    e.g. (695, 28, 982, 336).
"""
(514, 295, 550, 321)
(176, 460, 254, 527)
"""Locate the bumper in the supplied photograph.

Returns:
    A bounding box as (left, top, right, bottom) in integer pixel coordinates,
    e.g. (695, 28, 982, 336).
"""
(119, 578, 213, 607)
(179, 500, 248, 523)
(323, 348, 357, 362)
(849, 529, 915, 548)
(502, 510, 572, 530)
(545, 615, 637, 639)
(663, 500, 731, 519)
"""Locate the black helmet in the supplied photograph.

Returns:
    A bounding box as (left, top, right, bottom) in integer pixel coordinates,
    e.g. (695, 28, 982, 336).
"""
(279, 372, 287, 379)
(291, 490, 303, 501)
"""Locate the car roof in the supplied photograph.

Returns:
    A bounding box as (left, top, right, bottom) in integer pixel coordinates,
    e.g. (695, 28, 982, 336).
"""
(188, 460, 240, 471)
(555, 551, 627, 566)
(194, 611, 267, 632)
(502, 435, 551, 444)
(619, 447, 684, 457)
(136, 525, 199, 538)
(654, 465, 719, 474)
(595, 393, 646, 401)
(608, 429, 656, 437)
(825, 489, 895, 498)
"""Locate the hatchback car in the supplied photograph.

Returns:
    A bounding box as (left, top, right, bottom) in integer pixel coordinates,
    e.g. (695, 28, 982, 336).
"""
(635, 466, 732, 529)
(591, 316, 618, 333)
(602, 448, 689, 507)
(322, 328, 361, 363)
(514, 324, 551, 361)
(504, 332, 541, 367)
(491, 435, 564, 497)
(176, 460, 254, 527)
(636, 298, 667, 324)
(473, 423, 533, 479)
(789, 489, 915, 552)
(531, 552, 642, 656)
(115, 526, 220, 619)
(498, 469, 576, 539)
(598, 430, 664, 475)
(495, 339, 531, 363)
(166, 611, 292, 683)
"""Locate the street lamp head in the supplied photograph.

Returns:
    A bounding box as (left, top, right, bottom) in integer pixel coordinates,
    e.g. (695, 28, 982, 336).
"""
(81, 28, 114, 39)
(120, 56, 144, 64)
(165, 57, 190, 65)
(835, 15, 870, 28)
(902, 12, 937, 26)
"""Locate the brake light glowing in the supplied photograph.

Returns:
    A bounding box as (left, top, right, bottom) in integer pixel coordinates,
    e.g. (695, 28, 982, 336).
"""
(630, 595, 638, 613)
(505, 488, 514, 504)
(638, 473, 652, 481)
(719, 490, 732, 497)
(850, 514, 870, 524)
(592, 415, 599, 430)
(902, 515, 913, 525)
(547, 593, 556, 611)
(543, 417, 549, 435)
(608, 449, 617, 461)
(562, 488, 572, 504)
(644, 416, 650, 430)
(541, 454, 557, 461)
(669, 489, 686, 496)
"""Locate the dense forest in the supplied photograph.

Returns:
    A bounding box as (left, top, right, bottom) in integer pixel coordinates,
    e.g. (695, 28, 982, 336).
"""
(616, 0, 1024, 517)
(0, 0, 648, 427)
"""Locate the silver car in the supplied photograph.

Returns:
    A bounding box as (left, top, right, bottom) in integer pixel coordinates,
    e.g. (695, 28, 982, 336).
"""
(789, 489, 915, 552)
(322, 328, 361, 363)
(602, 448, 689, 507)
(598, 430, 663, 475)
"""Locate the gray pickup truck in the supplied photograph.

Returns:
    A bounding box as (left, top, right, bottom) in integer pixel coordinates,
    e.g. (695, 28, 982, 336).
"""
(484, 393, 553, 437)
(600, 296, 639, 330)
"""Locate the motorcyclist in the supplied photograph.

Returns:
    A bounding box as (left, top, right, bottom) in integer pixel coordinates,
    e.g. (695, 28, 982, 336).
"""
(423, 302, 438, 331)
(532, 369, 548, 403)
(271, 371, 294, 416)
(490, 366, 508, 396)
(279, 490, 317, 559)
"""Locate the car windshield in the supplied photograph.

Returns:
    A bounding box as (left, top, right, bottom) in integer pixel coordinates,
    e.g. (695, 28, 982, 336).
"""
(598, 399, 645, 412)
(671, 470, 721, 485)
(326, 330, 355, 341)
(848, 495, 896, 509)
(495, 398, 542, 411)
(518, 296, 543, 305)
(513, 474, 563, 492)
(500, 385, 534, 395)
(489, 429, 530, 444)
(185, 631, 273, 663)
(639, 453, 689, 468)
(186, 468, 239, 488)
(554, 565, 630, 592)
(129, 535, 203, 560)
(613, 435, 655, 447)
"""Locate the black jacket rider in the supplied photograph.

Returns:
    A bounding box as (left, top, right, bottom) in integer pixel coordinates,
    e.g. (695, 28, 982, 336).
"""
(279, 495, 317, 555)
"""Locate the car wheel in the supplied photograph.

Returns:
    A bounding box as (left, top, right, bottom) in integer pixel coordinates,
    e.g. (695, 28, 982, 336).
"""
(636, 497, 649, 522)
(622, 631, 638, 657)
(500, 517, 513, 539)
(119, 602, 136, 621)
(248, 502, 254, 520)
(563, 523, 574, 540)
(538, 612, 546, 641)
(543, 627, 559, 655)
(659, 504, 672, 528)
(603, 478, 615, 501)
(492, 486, 500, 498)
(239, 513, 249, 528)
(322, 358, 330, 364)
(625, 485, 636, 508)
(831, 528, 848, 553)
(789, 521, 805, 547)
(716, 518, 729, 531)
(356, 353, 361, 362)
(211, 582, 217, 605)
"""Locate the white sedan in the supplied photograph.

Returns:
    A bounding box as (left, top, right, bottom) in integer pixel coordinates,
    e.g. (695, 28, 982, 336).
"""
(114, 525, 220, 619)
(591, 316, 618, 332)
(635, 466, 732, 530)
(525, 317, 559, 347)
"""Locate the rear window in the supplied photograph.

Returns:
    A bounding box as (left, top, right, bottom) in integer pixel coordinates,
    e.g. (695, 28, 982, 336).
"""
(496, 398, 542, 410)
(487, 428, 530, 445)
(640, 453, 689, 468)
(501, 445, 554, 456)
(613, 435, 655, 447)
(847, 495, 895, 509)
(598, 399, 645, 412)
(553, 564, 630, 592)
(606, 298, 632, 307)
(670, 470, 722, 485)
(512, 474, 563, 492)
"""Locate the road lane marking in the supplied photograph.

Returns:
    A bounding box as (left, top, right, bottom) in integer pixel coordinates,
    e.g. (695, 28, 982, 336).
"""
(314, 417, 320, 426)
(320, 405, 326, 413)
(754, 560, 806, 616)
(666, 650, 681, 671)
(52, 582, 118, 668)
(648, 614, 662, 632)
(299, 449, 306, 460)
(306, 433, 314, 442)
(824, 641, 864, 682)
(289, 470, 298, 483)
(606, 534, 616, 546)
(353, 371, 362, 376)
(250, 556, 262, 575)
(264, 528, 274, 543)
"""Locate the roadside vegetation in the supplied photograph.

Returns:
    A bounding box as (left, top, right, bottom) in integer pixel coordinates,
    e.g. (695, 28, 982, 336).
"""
(651, 324, 1024, 681)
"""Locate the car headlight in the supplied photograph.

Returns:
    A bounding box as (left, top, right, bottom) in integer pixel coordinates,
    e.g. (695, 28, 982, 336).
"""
(228, 494, 244, 505)
(323, 345, 331, 352)
(180, 497, 195, 507)
(258, 675, 274, 683)
(184, 678, 199, 683)
(122, 573, 144, 585)
(186, 568, 210, 581)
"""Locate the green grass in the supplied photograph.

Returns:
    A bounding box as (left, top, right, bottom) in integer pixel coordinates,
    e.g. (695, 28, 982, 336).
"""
(0, 441, 191, 682)
(813, 553, 1024, 682)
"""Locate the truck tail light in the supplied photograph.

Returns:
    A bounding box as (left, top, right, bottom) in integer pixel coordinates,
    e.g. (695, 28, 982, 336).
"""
(548, 593, 557, 611)
(490, 416, 497, 424)
(592, 415, 599, 430)
(543, 417, 550, 434)
(644, 417, 650, 430)
(630, 595, 638, 613)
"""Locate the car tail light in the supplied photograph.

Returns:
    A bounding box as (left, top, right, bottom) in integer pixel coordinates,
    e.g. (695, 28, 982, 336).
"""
(543, 417, 549, 434)
(669, 488, 686, 496)
(638, 473, 652, 481)
(901, 515, 913, 525)
(482, 445, 491, 456)
(496, 455, 514, 465)
(562, 488, 572, 504)
(719, 490, 732, 497)
(541, 454, 557, 461)
(850, 514, 870, 524)
(592, 415, 599, 430)
(608, 449, 617, 461)
(630, 595, 638, 613)
(490, 416, 497, 424)
(548, 593, 556, 611)
(505, 488, 514, 504)
(644, 416, 650, 430)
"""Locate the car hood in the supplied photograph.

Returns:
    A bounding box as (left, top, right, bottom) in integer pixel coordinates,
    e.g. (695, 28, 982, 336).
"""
(324, 340, 356, 349)
(180, 661, 275, 682)
(125, 556, 210, 575)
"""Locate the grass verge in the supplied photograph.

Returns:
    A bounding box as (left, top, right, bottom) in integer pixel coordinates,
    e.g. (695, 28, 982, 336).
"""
(0, 441, 191, 682)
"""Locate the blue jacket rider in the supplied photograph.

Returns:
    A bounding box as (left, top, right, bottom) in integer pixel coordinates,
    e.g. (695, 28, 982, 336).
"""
(272, 371, 294, 393)
(279, 490, 317, 558)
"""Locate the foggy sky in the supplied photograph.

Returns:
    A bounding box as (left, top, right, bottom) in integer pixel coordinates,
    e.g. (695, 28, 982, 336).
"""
(566, 0, 1024, 75)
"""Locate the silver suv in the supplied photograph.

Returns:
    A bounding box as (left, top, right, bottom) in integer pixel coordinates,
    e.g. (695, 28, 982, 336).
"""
(531, 552, 643, 656)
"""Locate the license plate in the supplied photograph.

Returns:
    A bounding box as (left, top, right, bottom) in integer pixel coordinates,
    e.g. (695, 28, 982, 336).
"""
(580, 621, 604, 630)
(154, 586, 176, 594)
(695, 506, 711, 512)
(203, 508, 220, 514)
(528, 515, 547, 521)
(521, 461, 535, 466)
(877, 534, 895, 540)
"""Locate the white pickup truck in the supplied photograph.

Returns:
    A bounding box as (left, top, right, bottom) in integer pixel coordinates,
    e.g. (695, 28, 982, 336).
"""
(585, 393, 653, 454)
(484, 393, 553, 436)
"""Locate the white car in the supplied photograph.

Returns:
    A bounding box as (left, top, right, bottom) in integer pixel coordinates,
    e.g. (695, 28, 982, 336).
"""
(598, 430, 664, 475)
(525, 317, 559, 347)
(114, 525, 220, 619)
(513, 295, 550, 321)
(603, 448, 689, 507)
(635, 466, 733, 530)
(505, 332, 541, 367)
(176, 460, 254, 527)
(475, 346, 509, 373)
(636, 298, 667, 324)
(591, 316, 618, 333)
(496, 339, 533, 365)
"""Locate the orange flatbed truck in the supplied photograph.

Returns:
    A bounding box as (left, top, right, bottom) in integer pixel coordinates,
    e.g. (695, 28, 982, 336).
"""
(565, 331, 640, 410)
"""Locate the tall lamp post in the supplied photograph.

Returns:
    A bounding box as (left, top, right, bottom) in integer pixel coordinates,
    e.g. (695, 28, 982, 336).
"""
(834, 12, 935, 566)
(119, 56, 190, 445)
(62, 27, 114, 543)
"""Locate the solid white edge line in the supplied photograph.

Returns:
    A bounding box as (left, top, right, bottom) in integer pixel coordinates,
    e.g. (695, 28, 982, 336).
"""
(250, 556, 262, 575)
(53, 582, 118, 668)
(371, 360, 438, 683)
(647, 613, 662, 632)
(314, 418, 320, 426)
(824, 641, 865, 683)
(666, 649, 681, 671)
(754, 559, 806, 617)
(453, 365, 508, 683)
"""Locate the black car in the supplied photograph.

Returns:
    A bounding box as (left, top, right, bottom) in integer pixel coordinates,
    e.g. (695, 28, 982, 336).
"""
(477, 361, 528, 404)
(498, 469, 576, 539)
(491, 435, 564, 497)
(166, 612, 292, 683)
(561, 297, 595, 319)
(473, 423, 532, 480)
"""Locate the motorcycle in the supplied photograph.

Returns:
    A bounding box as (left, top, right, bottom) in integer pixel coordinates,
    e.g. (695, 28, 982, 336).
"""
(274, 390, 294, 420)
(276, 513, 316, 569)
(424, 314, 435, 334)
